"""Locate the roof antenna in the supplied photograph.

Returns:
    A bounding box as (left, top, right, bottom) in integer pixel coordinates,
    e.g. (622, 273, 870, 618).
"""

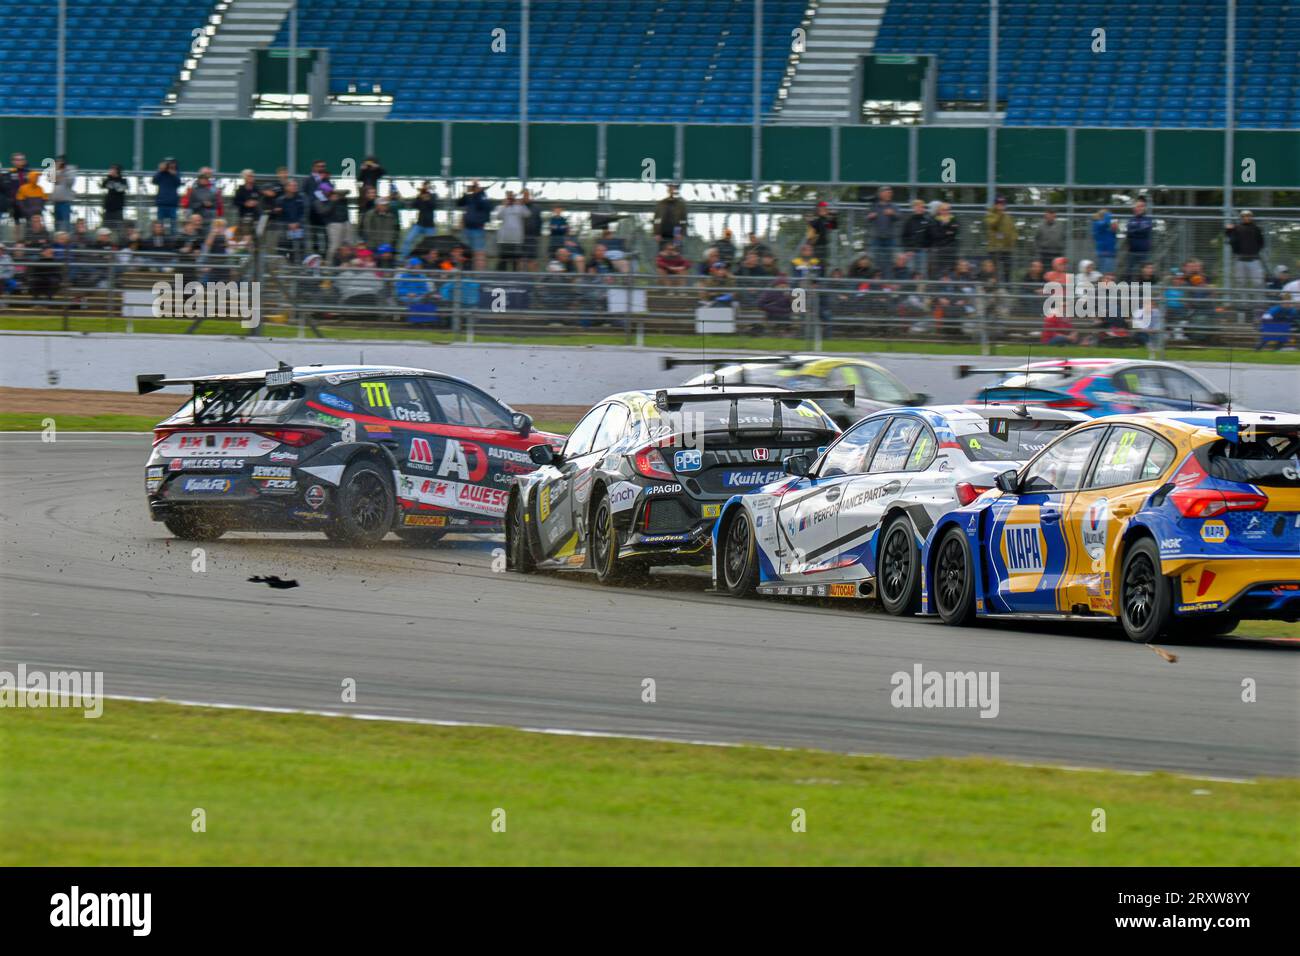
(1225, 344, 1234, 415)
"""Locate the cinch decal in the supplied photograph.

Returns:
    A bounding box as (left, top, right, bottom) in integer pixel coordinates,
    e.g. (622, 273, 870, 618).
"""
(361, 381, 391, 408)
(1004, 524, 1044, 573)
(1200, 520, 1229, 543)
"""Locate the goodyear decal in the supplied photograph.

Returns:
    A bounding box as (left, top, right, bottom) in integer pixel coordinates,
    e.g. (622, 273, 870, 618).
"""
(702, 504, 721, 519)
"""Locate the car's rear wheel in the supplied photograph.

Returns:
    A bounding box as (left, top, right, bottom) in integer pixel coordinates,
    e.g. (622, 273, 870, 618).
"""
(328, 460, 394, 547)
(721, 508, 759, 597)
(591, 495, 644, 585)
(506, 494, 536, 573)
(933, 526, 976, 626)
(1118, 538, 1173, 643)
(878, 515, 921, 616)
(163, 512, 227, 541)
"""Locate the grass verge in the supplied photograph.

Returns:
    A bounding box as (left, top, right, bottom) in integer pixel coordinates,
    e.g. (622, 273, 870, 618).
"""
(3, 315, 1295, 364)
(0, 412, 159, 432)
(2, 700, 1296, 866)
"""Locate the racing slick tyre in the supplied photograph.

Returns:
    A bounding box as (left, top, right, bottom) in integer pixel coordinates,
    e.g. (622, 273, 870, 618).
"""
(162, 512, 227, 541)
(590, 494, 646, 586)
(505, 494, 536, 574)
(878, 515, 921, 616)
(933, 526, 977, 626)
(720, 508, 759, 598)
(394, 529, 447, 546)
(1118, 538, 1174, 643)
(326, 460, 395, 547)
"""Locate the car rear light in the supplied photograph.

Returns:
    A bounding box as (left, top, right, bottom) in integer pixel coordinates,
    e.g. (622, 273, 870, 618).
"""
(152, 427, 176, 446)
(633, 446, 674, 480)
(956, 482, 991, 506)
(1047, 398, 1094, 410)
(256, 428, 325, 447)
(1168, 456, 1268, 517)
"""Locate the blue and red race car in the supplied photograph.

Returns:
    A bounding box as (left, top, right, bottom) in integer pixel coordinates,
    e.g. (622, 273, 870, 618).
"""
(958, 358, 1230, 417)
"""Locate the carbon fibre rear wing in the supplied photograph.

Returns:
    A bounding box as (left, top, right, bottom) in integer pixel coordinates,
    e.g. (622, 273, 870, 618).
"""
(662, 355, 800, 371)
(955, 364, 1073, 379)
(137, 362, 294, 395)
(653, 387, 854, 439)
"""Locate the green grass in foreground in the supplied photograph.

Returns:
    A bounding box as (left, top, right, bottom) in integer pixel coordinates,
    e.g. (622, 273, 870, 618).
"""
(2, 700, 1296, 866)
(3, 314, 1296, 364)
(0, 412, 159, 432)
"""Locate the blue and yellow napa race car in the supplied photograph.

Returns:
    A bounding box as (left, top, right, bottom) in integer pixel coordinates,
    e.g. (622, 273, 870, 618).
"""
(921, 410, 1300, 642)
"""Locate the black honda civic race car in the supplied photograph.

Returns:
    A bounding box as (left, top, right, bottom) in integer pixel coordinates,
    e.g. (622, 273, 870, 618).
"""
(138, 363, 564, 545)
(505, 385, 848, 583)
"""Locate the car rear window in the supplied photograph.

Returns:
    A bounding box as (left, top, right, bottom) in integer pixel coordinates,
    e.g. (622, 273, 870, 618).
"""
(1202, 429, 1300, 488)
(956, 421, 1077, 461)
(645, 399, 833, 436)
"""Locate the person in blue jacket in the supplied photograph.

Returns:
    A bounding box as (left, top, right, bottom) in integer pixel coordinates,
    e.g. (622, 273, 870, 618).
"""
(1092, 208, 1118, 275)
(151, 157, 181, 233)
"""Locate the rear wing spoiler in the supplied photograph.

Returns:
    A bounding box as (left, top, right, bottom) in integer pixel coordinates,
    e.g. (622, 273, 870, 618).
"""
(654, 387, 853, 438)
(955, 364, 1073, 380)
(137, 362, 294, 395)
(662, 355, 799, 371)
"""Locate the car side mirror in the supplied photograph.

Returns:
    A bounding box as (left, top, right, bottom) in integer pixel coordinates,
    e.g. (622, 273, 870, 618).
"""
(911, 392, 930, 405)
(512, 411, 533, 436)
(528, 443, 556, 466)
(783, 453, 812, 477)
(1211, 392, 1231, 406)
(995, 469, 1019, 494)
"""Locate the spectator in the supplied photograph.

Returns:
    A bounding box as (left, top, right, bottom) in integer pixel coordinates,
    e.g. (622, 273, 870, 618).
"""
(756, 275, 794, 335)
(715, 227, 737, 266)
(1123, 198, 1154, 279)
(396, 255, 441, 325)
(273, 179, 307, 261)
(16, 171, 46, 227)
(1225, 210, 1266, 289)
(50, 156, 77, 231)
(520, 188, 543, 271)
(1256, 295, 1300, 351)
(1266, 264, 1290, 292)
(301, 159, 331, 251)
(324, 187, 352, 264)
(1, 152, 32, 230)
(361, 195, 400, 252)
(101, 164, 128, 234)
(697, 246, 720, 277)
(183, 168, 223, 224)
(151, 158, 181, 231)
(652, 184, 687, 246)
(357, 185, 379, 218)
(863, 188, 894, 265)
(399, 181, 438, 260)
(901, 199, 932, 280)
(260, 166, 291, 213)
(848, 252, 878, 281)
(1090, 208, 1118, 275)
(700, 259, 735, 305)
(27, 245, 63, 301)
(742, 232, 771, 260)
(232, 169, 262, 227)
(1078, 258, 1102, 285)
(335, 257, 385, 311)
(655, 242, 690, 285)
(547, 205, 569, 255)
(927, 202, 959, 278)
(455, 180, 493, 270)
(0, 243, 16, 302)
(983, 195, 1017, 284)
(791, 242, 823, 283)
(494, 190, 529, 271)
(1034, 208, 1065, 264)
(357, 156, 386, 199)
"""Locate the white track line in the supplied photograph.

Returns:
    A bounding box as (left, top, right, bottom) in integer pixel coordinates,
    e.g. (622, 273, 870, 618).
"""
(10, 689, 1256, 784)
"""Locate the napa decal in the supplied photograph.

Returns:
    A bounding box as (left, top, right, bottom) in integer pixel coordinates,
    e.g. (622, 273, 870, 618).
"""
(1200, 520, 1229, 544)
(1004, 524, 1045, 573)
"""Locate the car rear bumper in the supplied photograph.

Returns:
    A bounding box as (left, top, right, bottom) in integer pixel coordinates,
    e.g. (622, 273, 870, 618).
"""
(1168, 557, 1300, 620)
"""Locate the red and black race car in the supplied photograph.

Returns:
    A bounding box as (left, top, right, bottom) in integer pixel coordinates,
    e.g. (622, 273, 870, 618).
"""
(138, 363, 564, 545)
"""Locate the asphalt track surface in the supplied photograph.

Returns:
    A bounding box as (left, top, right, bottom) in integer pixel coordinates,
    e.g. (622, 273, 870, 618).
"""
(2, 434, 1296, 779)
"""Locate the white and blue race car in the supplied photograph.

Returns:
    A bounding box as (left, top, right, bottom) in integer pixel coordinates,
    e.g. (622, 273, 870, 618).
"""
(711, 404, 1088, 614)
